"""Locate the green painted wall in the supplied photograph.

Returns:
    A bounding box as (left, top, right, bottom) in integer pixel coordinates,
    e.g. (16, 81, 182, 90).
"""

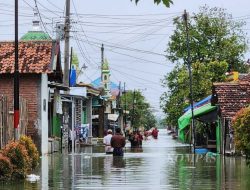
(216, 119, 221, 154)
(81, 109, 87, 124)
(52, 115, 61, 137)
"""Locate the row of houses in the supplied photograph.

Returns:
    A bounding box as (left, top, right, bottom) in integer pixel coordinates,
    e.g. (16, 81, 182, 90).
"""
(178, 73, 250, 154)
(0, 14, 122, 154)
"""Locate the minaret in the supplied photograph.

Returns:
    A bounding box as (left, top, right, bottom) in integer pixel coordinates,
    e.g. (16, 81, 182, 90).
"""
(32, 9, 41, 31)
(102, 58, 111, 97)
(101, 44, 111, 97)
(20, 8, 51, 41)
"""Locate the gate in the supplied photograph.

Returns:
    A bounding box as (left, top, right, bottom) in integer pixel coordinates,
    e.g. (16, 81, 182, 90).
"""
(0, 95, 28, 148)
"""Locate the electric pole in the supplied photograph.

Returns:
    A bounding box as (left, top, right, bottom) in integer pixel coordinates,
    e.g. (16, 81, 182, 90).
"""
(183, 10, 195, 153)
(101, 44, 104, 78)
(14, 0, 19, 141)
(124, 82, 127, 128)
(131, 89, 136, 131)
(63, 0, 70, 86)
(101, 44, 104, 63)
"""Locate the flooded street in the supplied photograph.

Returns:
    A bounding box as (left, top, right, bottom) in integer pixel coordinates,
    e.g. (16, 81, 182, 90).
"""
(1, 129, 250, 190)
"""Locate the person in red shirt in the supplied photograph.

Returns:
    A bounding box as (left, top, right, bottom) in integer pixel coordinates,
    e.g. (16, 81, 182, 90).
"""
(111, 128, 126, 156)
(152, 127, 159, 139)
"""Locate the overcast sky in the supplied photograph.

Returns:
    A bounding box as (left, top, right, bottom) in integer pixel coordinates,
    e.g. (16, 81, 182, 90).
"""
(1, 0, 250, 116)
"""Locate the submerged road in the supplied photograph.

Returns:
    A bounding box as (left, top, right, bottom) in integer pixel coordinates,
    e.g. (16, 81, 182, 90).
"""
(1, 129, 250, 190)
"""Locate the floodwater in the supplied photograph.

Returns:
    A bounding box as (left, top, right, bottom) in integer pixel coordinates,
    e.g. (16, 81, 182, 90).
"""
(1, 129, 250, 190)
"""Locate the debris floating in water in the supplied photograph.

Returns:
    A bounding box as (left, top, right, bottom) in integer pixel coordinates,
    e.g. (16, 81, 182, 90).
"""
(26, 174, 40, 182)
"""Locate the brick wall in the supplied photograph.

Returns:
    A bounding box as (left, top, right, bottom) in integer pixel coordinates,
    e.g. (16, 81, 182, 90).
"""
(0, 74, 41, 137)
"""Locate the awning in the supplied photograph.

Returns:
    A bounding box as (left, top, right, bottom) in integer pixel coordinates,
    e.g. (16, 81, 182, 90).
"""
(69, 87, 87, 97)
(108, 114, 119, 121)
(178, 103, 217, 141)
(183, 95, 212, 112)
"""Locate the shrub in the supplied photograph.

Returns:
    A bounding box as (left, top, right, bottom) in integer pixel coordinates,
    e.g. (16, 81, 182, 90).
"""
(232, 106, 250, 165)
(2, 141, 30, 179)
(19, 135, 40, 170)
(0, 154, 13, 180)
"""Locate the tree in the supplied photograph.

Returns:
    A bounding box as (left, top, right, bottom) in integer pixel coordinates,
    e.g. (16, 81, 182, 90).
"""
(161, 6, 248, 127)
(167, 6, 248, 72)
(131, 0, 173, 7)
(232, 107, 250, 165)
(121, 90, 156, 130)
(142, 109, 157, 130)
(161, 61, 228, 127)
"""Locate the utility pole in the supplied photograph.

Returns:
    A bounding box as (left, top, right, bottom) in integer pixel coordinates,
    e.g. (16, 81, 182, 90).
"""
(14, 0, 19, 141)
(183, 10, 195, 153)
(124, 82, 127, 128)
(131, 89, 136, 132)
(117, 81, 124, 132)
(101, 44, 104, 78)
(101, 44, 104, 64)
(99, 44, 105, 137)
(63, 0, 70, 86)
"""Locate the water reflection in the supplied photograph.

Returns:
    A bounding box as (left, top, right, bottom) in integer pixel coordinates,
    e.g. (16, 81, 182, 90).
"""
(0, 130, 250, 189)
(112, 157, 126, 168)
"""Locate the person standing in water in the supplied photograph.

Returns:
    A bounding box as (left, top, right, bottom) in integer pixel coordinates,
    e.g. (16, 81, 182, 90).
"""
(103, 129, 113, 154)
(111, 128, 126, 156)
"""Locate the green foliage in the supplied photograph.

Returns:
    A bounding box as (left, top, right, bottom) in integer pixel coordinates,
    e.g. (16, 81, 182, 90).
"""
(0, 154, 13, 180)
(161, 61, 228, 127)
(167, 6, 247, 72)
(0, 136, 39, 180)
(131, 0, 173, 7)
(19, 135, 40, 170)
(121, 90, 156, 129)
(3, 142, 30, 179)
(232, 107, 250, 165)
(161, 6, 247, 127)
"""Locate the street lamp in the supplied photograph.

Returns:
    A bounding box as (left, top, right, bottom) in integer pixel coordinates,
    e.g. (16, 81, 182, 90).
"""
(183, 10, 196, 153)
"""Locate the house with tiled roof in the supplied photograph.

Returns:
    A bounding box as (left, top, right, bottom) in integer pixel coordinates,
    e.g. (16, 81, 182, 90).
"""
(0, 11, 63, 154)
(211, 73, 250, 154)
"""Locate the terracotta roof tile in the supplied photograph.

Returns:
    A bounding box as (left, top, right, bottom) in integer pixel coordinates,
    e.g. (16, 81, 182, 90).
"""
(0, 41, 53, 74)
(213, 80, 250, 118)
(240, 73, 250, 83)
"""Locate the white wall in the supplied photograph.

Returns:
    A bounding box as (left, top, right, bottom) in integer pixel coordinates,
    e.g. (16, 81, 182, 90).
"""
(41, 74, 49, 154)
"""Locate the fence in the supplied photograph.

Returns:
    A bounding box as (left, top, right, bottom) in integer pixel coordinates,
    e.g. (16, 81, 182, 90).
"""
(0, 95, 28, 148)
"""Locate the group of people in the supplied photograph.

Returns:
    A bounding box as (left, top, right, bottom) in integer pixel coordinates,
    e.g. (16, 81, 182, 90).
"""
(103, 127, 159, 156)
(128, 131, 143, 148)
(103, 128, 126, 156)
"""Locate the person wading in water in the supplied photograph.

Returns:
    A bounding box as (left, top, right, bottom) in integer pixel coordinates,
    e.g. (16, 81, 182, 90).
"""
(111, 128, 126, 156)
(103, 129, 113, 154)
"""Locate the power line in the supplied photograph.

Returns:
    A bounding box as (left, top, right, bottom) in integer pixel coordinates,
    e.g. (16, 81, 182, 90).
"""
(71, 0, 100, 68)
(110, 67, 164, 93)
(72, 12, 182, 17)
(33, 0, 51, 38)
(45, 0, 64, 11)
(72, 34, 169, 58)
(36, 0, 62, 17)
(110, 64, 165, 77)
(72, 37, 171, 66)
(111, 67, 160, 85)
